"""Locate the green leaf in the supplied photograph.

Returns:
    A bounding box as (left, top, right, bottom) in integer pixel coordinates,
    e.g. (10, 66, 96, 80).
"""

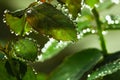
(23, 67, 47, 80)
(38, 38, 69, 62)
(58, 0, 82, 18)
(5, 59, 27, 79)
(26, 2, 77, 41)
(5, 10, 32, 36)
(23, 67, 37, 80)
(0, 60, 16, 80)
(76, 6, 95, 32)
(49, 48, 103, 80)
(97, 0, 114, 11)
(0, 51, 5, 59)
(36, 73, 47, 80)
(87, 59, 120, 80)
(12, 38, 38, 61)
(85, 0, 99, 8)
(103, 70, 120, 80)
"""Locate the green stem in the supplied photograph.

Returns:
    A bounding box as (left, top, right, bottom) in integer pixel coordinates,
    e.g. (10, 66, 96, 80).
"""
(92, 8, 107, 55)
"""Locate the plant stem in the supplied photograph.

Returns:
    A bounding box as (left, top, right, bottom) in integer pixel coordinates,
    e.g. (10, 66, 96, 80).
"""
(92, 8, 107, 55)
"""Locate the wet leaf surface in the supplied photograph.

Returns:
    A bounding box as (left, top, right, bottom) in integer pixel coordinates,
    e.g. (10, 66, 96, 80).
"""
(26, 2, 77, 41)
(12, 38, 38, 61)
(5, 10, 32, 36)
(85, 0, 99, 8)
(57, 0, 82, 18)
(49, 48, 103, 80)
(87, 58, 120, 80)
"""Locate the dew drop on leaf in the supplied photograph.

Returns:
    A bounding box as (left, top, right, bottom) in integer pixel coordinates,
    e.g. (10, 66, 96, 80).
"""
(25, 2, 77, 41)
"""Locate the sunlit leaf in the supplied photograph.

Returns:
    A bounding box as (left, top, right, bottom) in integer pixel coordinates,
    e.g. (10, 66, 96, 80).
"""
(85, 0, 99, 8)
(0, 60, 16, 80)
(12, 38, 38, 61)
(49, 48, 103, 80)
(87, 59, 120, 80)
(57, 0, 82, 18)
(26, 2, 77, 41)
(5, 10, 32, 36)
(38, 38, 69, 62)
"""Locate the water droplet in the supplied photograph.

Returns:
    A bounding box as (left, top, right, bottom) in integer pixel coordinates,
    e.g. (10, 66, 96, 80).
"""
(38, 48, 40, 51)
(83, 29, 87, 33)
(10, 30, 14, 34)
(41, 48, 46, 53)
(33, 39, 36, 42)
(56, 3, 62, 10)
(114, 20, 119, 24)
(15, 33, 19, 36)
(86, 28, 91, 32)
(68, 14, 72, 19)
(64, 9, 68, 12)
(87, 74, 91, 77)
(37, 44, 40, 47)
(77, 34, 81, 39)
(27, 9, 32, 14)
(33, 29, 39, 34)
(3, 18, 6, 23)
(26, 32, 30, 35)
(37, 54, 43, 61)
(41, 38, 55, 53)
(100, 0, 104, 3)
(112, 0, 120, 4)
(102, 31, 107, 35)
(105, 15, 115, 24)
(91, 30, 96, 33)
(4, 9, 9, 14)
(30, 30, 33, 33)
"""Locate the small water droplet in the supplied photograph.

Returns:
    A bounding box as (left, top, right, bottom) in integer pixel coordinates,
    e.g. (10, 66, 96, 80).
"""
(56, 3, 62, 10)
(77, 35, 81, 39)
(29, 30, 33, 33)
(83, 29, 87, 33)
(68, 14, 72, 19)
(10, 30, 14, 34)
(87, 74, 91, 77)
(26, 32, 30, 35)
(26, 9, 32, 15)
(86, 28, 91, 32)
(15, 33, 19, 36)
(38, 48, 40, 51)
(37, 44, 40, 47)
(105, 15, 115, 24)
(114, 20, 119, 24)
(37, 54, 43, 61)
(4, 9, 9, 14)
(102, 31, 107, 35)
(91, 30, 96, 33)
(3, 18, 6, 23)
(80, 33, 84, 36)
(64, 9, 68, 12)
